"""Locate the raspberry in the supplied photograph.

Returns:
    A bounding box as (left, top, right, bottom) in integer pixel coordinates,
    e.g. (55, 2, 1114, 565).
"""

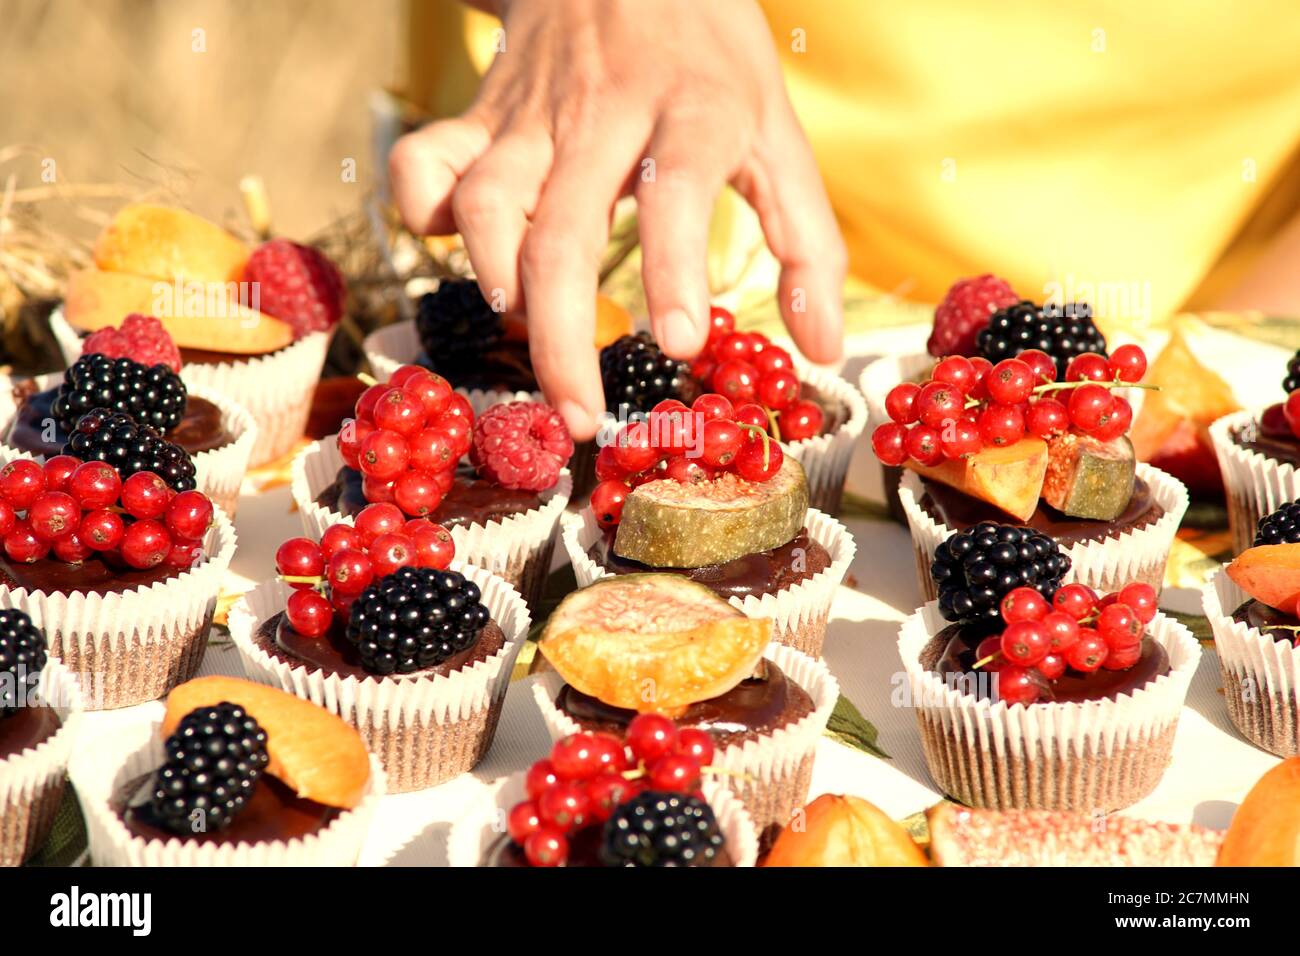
(928, 275, 1019, 357)
(82, 314, 182, 372)
(241, 239, 346, 338)
(469, 401, 575, 491)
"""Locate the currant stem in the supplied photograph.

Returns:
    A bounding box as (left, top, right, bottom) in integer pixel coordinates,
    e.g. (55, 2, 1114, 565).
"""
(737, 423, 774, 470)
(356, 372, 378, 387)
(763, 406, 783, 443)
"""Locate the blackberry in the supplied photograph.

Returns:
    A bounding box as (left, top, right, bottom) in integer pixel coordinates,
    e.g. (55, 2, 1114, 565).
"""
(1282, 351, 1300, 394)
(52, 352, 187, 434)
(0, 609, 47, 718)
(63, 409, 197, 491)
(976, 301, 1108, 377)
(344, 566, 490, 675)
(1255, 501, 1300, 545)
(599, 791, 725, 867)
(149, 702, 269, 835)
(415, 278, 503, 375)
(599, 332, 687, 418)
(932, 522, 1071, 625)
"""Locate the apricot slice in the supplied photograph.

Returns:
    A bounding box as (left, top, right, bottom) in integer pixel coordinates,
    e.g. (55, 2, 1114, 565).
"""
(908, 437, 1048, 522)
(538, 575, 771, 714)
(594, 294, 634, 349)
(65, 269, 294, 354)
(764, 794, 928, 867)
(95, 203, 250, 284)
(163, 676, 371, 809)
(1217, 758, 1300, 866)
(1225, 544, 1300, 615)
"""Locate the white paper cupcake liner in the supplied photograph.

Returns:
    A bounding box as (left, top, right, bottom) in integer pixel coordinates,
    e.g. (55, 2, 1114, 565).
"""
(0, 661, 83, 866)
(898, 462, 1189, 601)
(532, 642, 838, 838)
(1209, 409, 1300, 558)
(446, 772, 758, 867)
(562, 506, 856, 658)
(291, 437, 571, 608)
(784, 359, 867, 516)
(0, 508, 237, 711)
(49, 307, 329, 468)
(898, 603, 1201, 811)
(227, 562, 530, 793)
(1202, 569, 1300, 757)
(1, 375, 259, 519)
(363, 319, 542, 412)
(70, 716, 385, 866)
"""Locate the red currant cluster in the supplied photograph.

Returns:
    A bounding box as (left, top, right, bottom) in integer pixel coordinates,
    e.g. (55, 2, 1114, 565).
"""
(589, 398, 784, 529)
(1278, 391, 1300, 441)
(0, 457, 213, 569)
(689, 306, 824, 443)
(338, 364, 473, 518)
(273, 503, 455, 637)
(974, 581, 1159, 706)
(870, 345, 1149, 467)
(507, 714, 714, 867)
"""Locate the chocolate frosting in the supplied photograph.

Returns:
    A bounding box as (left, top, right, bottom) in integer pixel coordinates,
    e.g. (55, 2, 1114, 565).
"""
(0, 551, 181, 596)
(0, 705, 61, 761)
(483, 827, 734, 867)
(1231, 421, 1300, 469)
(1231, 599, 1300, 645)
(316, 465, 542, 529)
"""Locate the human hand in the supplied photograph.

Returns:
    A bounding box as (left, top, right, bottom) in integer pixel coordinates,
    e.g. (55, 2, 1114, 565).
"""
(390, 0, 846, 439)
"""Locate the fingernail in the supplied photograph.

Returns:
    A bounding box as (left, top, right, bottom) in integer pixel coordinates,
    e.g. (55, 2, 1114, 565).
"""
(557, 399, 595, 439)
(658, 308, 703, 358)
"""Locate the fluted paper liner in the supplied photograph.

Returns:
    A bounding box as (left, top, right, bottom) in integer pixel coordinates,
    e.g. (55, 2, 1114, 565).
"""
(784, 359, 867, 516)
(1203, 569, 1300, 757)
(562, 506, 855, 658)
(0, 662, 83, 866)
(446, 773, 758, 867)
(363, 319, 542, 410)
(898, 463, 1189, 601)
(898, 603, 1200, 811)
(0, 509, 237, 711)
(292, 437, 571, 609)
(1209, 409, 1300, 558)
(532, 642, 838, 838)
(70, 718, 384, 866)
(49, 307, 329, 468)
(0, 371, 258, 518)
(228, 563, 530, 793)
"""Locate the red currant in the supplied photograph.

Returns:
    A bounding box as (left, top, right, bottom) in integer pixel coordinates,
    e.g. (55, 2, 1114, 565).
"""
(320, 523, 364, 561)
(368, 532, 416, 577)
(663, 456, 714, 484)
(0, 460, 46, 510)
(354, 383, 388, 422)
(525, 758, 561, 800)
(1000, 620, 1050, 666)
(507, 800, 542, 843)
(700, 419, 743, 468)
(79, 509, 124, 551)
(4, 520, 48, 563)
(1065, 352, 1111, 383)
(1026, 398, 1069, 438)
(1107, 344, 1147, 383)
(916, 381, 965, 428)
(42, 455, 81, 493)
(733, 402, 768, 432)
(165, 537, 204, 569)
(753, 345, 794, 376)
(432, 414, 473, 459)
(712, 332, 755, 363)
(1102, 641, 1142, 670)
(1000, 586, 1050, 624)
(327, 548, 374, 593)
(1097, 602, 1143, 649)
(757, 370, 800, 411)
(406, 427, 458, 474)
(286, 588, 333, 637)
(27, 492, 79, 541)
(360, 475, 395, 504)
(691, 393, 734, 423)
(932, 356, 976, 392)
(590, 479, 629, 528)
(649, 754, 702, 792)
(1016, 349, 1057, 384)
(994, 666, 1041, 706)
(338, 418, 375, 470)
(584, 774, 636, 822)
(537, 781, 591, 833)
(120, 518, 172, 570)
(871, 423, 909, 466)
(1042, 611, 1081, 651)
(524, 827, 568, 867)
(777, 399, 824, 441)
(358, 429, 409, 481)
(967, 357, 993, 400)
(0, 500, 14, 538)
(1037, 652, 1067, 681)
(611, 423, 660, 474)
(939, 418, 982, 458)
(977, 403, 1025, 447)
(1116, 582, 1158, 624)
(711, 359, 759, 403)
(371, 387, 426, 436)
(1052, 583, 1097, 620)
(593, 444, 626, 483)
(406, 520, 455, 569)
(905, 424, 944, 466)
(393, 470, 444, 517)
(120, 471, 170, 520)
(626, 713, 678, 763)
(1067, 384, 1114, 432)
(52, 530, 92, 564)
(402, 370, 454, 420)
(707, 304, 735, 339)
(885, 383, 922, 424)
(550, 733, 604, 781)
(1286, 390, 1300, 440)
(353, 502, 405, 543)
(734, 435, 784, 481)
(986, 359, 1036, 404)
(1066, 632, 1109, 672)
(165, 490, 214, 540)
(1089, 395, 1132, 442)
(675, 727, 715, 766)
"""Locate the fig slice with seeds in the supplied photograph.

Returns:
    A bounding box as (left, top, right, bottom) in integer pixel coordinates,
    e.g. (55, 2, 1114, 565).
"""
(538, 574, 770, 715)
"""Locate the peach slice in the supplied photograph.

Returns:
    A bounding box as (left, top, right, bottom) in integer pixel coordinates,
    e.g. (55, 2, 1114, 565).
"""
(94, 203, 249, 284)
(763, 794, 928, 867)
(907, 437, 1048, 522)
(500, 292, 632, 348)
(1225, 544, 1300, 615)
(1217, 758, 1300, 866)
(538, 575, 771, 714)
(163, 676, 371, 810)
(65, 269, 294, 354)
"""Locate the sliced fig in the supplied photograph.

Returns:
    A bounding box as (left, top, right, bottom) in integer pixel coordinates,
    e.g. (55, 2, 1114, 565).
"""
(1042, 433, 1135, 520)
(908, 438, 1047, 522)
(927, 803, 1223, 866)
(612, 455, 808, 568)
(538, 574, 771, 714)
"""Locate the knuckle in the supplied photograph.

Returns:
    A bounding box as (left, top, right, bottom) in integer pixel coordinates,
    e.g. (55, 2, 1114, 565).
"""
(519, 231, 564, 278)
(451, 177, 507, 227)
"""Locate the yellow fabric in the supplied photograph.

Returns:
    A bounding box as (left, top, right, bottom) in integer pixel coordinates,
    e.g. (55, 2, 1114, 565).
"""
(401, 1, 1300, 323)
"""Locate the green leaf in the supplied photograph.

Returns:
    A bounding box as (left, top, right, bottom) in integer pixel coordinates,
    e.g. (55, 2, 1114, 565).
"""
(824, 693, 890, 759)
(27, 787, 87, 867)
(1163, 610, 1214, 645)
(837, 491, 895, 523)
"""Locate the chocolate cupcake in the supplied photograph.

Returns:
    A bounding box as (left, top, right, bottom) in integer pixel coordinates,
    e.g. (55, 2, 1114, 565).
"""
(860, 351, 937, 522)
(1210, 408, 1300, 558)
(782, 359, 868, 516)
(228, 563, 529, 792)
(0, 643, 82, 867)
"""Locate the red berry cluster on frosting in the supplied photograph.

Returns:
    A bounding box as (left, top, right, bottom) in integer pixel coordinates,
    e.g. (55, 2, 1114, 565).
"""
(273, 505, 456, 636)
(976, 581, 1159, 706)
(688, 306, 824, 443)
(871, 345, 1149, 468)
(0, 457, 214, 569)
(507, 715, 715, 867)
(927, 274, 1020, 357)
(588, 397, 785, 530)
(83, 313, 183, 372)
